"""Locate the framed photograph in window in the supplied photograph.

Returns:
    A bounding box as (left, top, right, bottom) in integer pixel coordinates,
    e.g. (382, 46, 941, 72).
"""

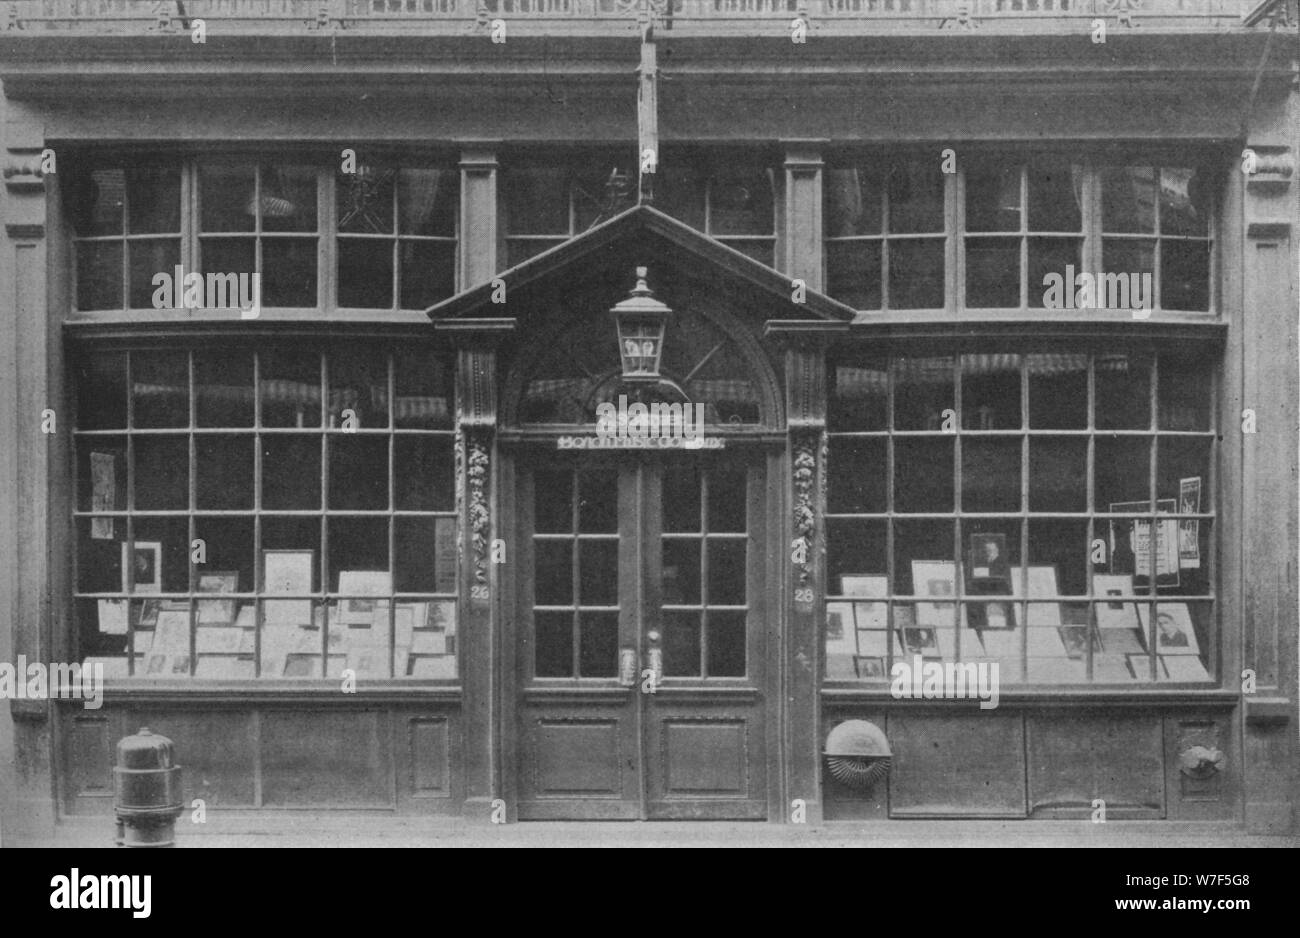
(911, 560, 959, 629)
(1109, 499, 1179, 587)
(1154, 603, 1201, 656)
(122, 541, 162, 593)
(1092, 574, 1140, 630)
(825, 601, 858, 658)
(898, 626, 945, 659)
(966, 533, 1011, 585)
(196, 570, 240, 624)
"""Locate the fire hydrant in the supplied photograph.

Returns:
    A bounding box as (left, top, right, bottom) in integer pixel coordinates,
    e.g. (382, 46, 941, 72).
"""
(113, 727, 183, 848)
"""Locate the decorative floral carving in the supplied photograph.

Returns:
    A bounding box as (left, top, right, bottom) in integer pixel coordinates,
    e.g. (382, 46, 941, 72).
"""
(466, 433, 491, 589)
(792, 435, 817, 588)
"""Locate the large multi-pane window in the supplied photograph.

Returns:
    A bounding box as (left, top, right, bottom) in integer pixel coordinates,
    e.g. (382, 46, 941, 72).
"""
(68, 154, 459, 314)
(824, 347, 1217, 685)
(501, 150, 779, 267)
(72, 345, 459, 680)
(825, 153, 1217, 313)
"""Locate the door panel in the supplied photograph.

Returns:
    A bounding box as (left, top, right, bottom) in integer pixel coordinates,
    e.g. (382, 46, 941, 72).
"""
(515, 455, 768, 820)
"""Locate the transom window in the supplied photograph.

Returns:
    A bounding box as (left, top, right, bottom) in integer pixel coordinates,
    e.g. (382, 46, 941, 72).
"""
(72, 344, 459, 681)
(825, 346, 1217, 685)
(826, 152, 1217, 314)
(66, 154, 460, 314)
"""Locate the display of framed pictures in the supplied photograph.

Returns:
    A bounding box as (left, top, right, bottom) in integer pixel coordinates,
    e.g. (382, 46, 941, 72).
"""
(1092, 574, 1140, 630)
(337, 570, 392, 626)
(898, 626, 945, 659)
(122, 541, 162, 593)
(1154, 603, 1201, 656)
(196, 570, 240, 624)
(263, 549, 315, 626)
(839, 574, 888, 630)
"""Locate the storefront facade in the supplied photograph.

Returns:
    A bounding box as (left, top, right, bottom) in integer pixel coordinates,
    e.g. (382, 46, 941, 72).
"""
(0, 1, 1296, 841)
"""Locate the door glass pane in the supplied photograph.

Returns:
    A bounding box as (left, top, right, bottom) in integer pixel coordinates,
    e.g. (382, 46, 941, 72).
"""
(663, 611, 701, 678)
(579, 613, 618, 678)
(664, 465, 702, 533)
(662, 539, 701, 605)
(707, 539, 746, 606)
(578, 471, 617, 534)
(578, 540, 618, 606)
(534, 541, 572, 606)
(534, 612, 573, 678)
(708, 468, 747, 533)
(708, 611, 746, 677)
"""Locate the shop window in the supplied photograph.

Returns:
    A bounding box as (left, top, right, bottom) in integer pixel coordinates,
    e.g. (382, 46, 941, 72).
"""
(72, 345, 459, 681)
(501, 151, 638, 266)
(825, 349, 1216, 685)
(826, 158, 946, 310)
(336, 164, 458, 309)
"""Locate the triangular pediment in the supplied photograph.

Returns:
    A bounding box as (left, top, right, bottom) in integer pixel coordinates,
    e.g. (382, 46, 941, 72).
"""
(425, 204, 855, 326)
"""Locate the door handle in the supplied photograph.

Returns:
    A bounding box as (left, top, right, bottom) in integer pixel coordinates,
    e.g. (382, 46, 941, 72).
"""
(646, 630, 663, 687)
(619, 647, 638, 687)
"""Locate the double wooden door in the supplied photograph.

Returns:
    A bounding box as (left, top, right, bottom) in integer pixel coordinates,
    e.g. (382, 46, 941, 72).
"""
(513, 453, 769, 820)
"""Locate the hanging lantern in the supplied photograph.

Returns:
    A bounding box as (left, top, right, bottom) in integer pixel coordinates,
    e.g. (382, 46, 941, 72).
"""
(609, 266, 671, 381)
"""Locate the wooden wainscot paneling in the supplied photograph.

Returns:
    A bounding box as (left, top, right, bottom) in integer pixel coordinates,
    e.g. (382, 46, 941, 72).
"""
(126, 709, 257, 809)
(1164, 715, 1237, 821)
(533, 719, 626, 797)
(1027, 714, 1163, 819)
(407, 716, 451, 799)
(63, 712, 116, 815)
(888, 713, 1027, 818)
(259, 710, 393, 808)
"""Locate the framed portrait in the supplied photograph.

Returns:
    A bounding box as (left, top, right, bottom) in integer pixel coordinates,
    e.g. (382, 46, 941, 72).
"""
(337, 571, 393, 626)
(1092, 574, 1140, 630)
(197, 570, 240, 624)
(122, 541, 162, 593)
(1154, 603, 1201, 656)
(967, 599, 1016, 631)
(966, 533, 1011, 585)
(426, 599, 458, 634)
(898, 626, 944, 659)
(911, 560, 959, 629)
(825, 601, 858, 658)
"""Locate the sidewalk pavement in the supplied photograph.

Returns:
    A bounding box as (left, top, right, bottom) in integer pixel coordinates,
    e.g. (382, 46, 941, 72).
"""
(14, 817, 1297, 848)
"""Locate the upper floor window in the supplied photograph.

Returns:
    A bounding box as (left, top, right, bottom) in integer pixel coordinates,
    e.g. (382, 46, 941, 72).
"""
(825, 152, 1218, 314)
(66, 153, 459, 315)
(501, 150, 780, 268)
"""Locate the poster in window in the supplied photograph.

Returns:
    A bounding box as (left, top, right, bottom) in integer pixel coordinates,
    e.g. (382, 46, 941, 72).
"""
(1109, 500, 1179, 586)
(90, 452, 115, 540)
(434, 518, 457, 593)
(1178, 477, 1201, 569)
(122, 541, 162, 593)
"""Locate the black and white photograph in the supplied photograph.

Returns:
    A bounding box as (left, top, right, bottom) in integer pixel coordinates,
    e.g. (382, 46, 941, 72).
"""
(0, 0, 1295, 883)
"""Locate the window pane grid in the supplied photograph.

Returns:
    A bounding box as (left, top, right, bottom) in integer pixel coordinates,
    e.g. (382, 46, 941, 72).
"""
(827, 350, 1216, 686)
(73, 346, 457, 681)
